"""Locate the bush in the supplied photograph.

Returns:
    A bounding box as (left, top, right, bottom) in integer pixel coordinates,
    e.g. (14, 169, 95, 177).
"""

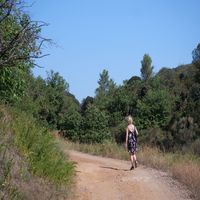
(136, 89, 173, 129)
(79, 130, 111, 144)
(59, 107, 82, 141)
(190, 138, 200, 156)
(110, 121, 126, 144)
(81, 104, 111, 143)
(11, 108, 74, 185)
(170, 117, 198, 150)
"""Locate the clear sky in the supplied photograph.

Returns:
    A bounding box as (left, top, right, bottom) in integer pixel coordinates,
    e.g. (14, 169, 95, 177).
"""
(27, 0, 200, 102)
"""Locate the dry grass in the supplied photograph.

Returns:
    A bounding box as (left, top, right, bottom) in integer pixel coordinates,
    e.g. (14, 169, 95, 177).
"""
(0, 106, 24, 199)
(59, 138, 129, 160)
(138, 146, 200, 199)
(172, 161, 200, 199)
(137, 146, 176, 170)
(0, 106, 75, 200)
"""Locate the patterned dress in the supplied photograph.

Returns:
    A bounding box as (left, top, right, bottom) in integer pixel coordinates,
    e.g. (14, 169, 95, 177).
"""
(127, 130, 137, 154)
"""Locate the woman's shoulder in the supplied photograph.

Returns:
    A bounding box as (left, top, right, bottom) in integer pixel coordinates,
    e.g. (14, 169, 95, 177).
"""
(128, 124, 135, 128)
(127, 124, 135, 131)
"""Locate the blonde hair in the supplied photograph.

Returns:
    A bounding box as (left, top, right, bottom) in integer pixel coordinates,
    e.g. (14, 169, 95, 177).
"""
(127, 115, 133, 124)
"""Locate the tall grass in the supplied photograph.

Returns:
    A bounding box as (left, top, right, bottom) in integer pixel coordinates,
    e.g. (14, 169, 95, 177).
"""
(172, 161, 200, 199)
(11, 108, 74, 186)
(0, 147, 23, 200)
(0, 106, 24, 199)
(61, 139, 129, 160)
(63, 139, 200, 200)
(0, 105, 75, 199)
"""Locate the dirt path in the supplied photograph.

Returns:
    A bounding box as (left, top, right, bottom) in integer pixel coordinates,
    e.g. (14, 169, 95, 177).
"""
(63, 150, 191, 200)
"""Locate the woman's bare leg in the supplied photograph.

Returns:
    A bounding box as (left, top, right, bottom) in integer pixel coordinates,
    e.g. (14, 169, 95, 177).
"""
(130, 154, 134, 170)
(133, 153, 138, 168)
(130, 154, 134, 165)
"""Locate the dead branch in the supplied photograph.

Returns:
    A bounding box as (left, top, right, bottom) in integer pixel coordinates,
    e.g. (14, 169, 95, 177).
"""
(0, 0, 51, 69)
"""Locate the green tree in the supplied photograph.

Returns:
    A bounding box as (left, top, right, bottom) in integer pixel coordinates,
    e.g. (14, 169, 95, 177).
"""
(192, 43, 200, 83)
(187, 83, 200, 127)
(18, 75, 49, 122)
(0, 0, 48, 104)
(95, 69, 110, 96)
(46, 70, 69, 92)
(44, 71, 70, 128)
(0, 66, 29, 103)
(80, 104, 111, 143)
(19, 70, 80, 130)
(140, 54, 154, 81)
(136, 89, 173, 129)
(0, 0, 49, 69)
(0, 0, 50, 68)
(60, 107, 82, 141)
(95, 69, 116, 110)
(192, 43, 200, 66)
(169, 117, 198, 150)
(81, 96, 94, 115)
(107, 86, 130, 117)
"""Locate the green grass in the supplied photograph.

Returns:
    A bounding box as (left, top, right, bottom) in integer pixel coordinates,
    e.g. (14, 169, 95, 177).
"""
(60, 138, 129, 160)
(11, 108, 74, 186)
(0, 105, 75, 199)
(0, 106, 25, 199)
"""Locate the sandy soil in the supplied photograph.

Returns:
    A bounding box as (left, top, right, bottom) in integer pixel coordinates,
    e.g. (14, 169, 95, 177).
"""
(64, 150, 192, 200)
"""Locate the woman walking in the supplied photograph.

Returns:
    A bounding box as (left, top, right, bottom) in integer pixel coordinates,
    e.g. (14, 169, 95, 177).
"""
(125, 116, 139, 170)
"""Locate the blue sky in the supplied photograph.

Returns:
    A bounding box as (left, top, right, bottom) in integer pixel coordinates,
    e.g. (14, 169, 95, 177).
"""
(27, 0, 200, 102)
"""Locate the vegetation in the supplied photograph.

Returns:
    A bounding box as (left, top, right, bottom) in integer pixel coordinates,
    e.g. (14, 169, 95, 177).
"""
(0, 1, 75, 199)
(0, 0, 200, 199)
(0, 107, 24, 199)
(140, 54, 154, 81)
(0, 106, 74, 199)
(1, 0, 199, 154)
(56, 47, 200, 157)
(12, 108, 74, 185)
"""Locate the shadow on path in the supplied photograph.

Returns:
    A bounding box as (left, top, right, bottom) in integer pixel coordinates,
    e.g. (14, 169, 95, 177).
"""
(100, 166, 129, 171)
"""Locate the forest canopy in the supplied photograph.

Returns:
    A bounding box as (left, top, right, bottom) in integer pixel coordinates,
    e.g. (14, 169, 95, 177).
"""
(0, 0, 200, 155)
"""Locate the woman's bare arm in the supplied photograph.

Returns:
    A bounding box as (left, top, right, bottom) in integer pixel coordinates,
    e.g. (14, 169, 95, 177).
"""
(135, 126, 139, 135)
(125, 128, 128, 147)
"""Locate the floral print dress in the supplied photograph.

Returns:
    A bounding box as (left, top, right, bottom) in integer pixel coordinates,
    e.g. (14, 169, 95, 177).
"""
(127, 130, 137, 154)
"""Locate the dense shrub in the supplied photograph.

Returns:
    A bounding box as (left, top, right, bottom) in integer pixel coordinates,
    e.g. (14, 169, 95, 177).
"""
(11, 108, 74, 185)
(80, 104, 111, 143)
(190, 139, 200, 156)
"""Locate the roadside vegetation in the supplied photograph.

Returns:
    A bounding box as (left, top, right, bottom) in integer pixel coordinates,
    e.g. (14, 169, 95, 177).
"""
(0, 106, 74, 199)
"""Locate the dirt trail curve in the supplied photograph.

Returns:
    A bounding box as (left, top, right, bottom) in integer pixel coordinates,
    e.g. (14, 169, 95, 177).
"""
(65, 150, 191, 200)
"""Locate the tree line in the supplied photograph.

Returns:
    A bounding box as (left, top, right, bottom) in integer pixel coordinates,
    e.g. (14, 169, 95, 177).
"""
(1, 0, 200, 155)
